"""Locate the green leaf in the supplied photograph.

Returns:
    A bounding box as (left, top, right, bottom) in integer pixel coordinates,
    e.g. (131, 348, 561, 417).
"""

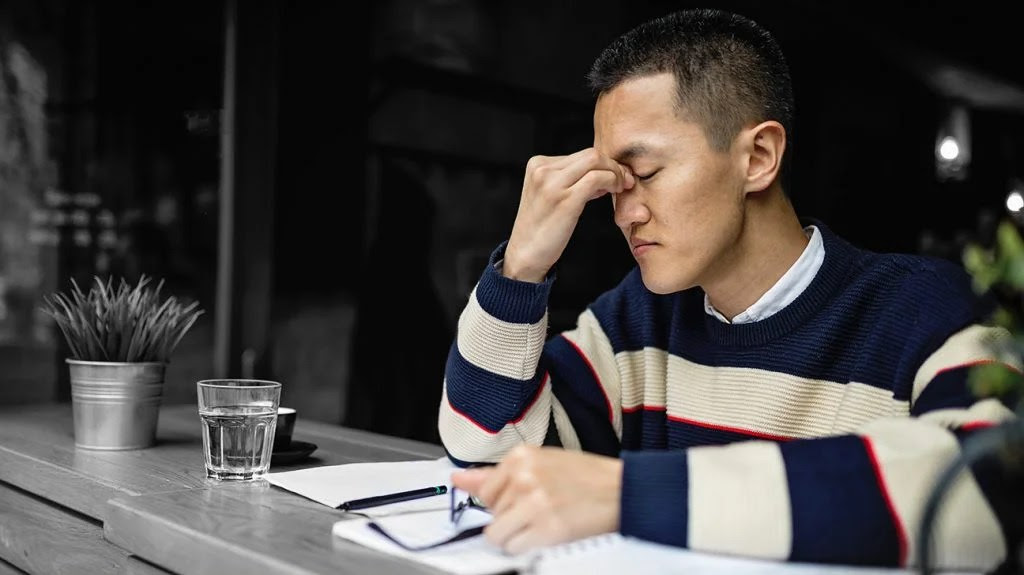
(1007, 255, 1024, 291)
(968, 362, 1024, 401)
(997, 220, 1024, 260)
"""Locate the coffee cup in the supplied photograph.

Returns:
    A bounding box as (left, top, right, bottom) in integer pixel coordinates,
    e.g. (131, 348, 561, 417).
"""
(274, 407, 297, 450)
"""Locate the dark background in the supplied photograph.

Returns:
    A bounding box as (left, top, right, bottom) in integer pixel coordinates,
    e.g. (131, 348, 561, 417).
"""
(2, 0, 1023, 443)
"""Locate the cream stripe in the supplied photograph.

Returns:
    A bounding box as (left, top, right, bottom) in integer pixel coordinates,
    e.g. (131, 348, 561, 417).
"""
(551, 395, 582, 451)
(562, 309, 622, 438)
(833, 383, 909, 433)
(437, 382, 551, 463)
(688, 441, 792, 559)
(618, 349, 901, 438)
(913, 324, 1021, 404)
(620, 348, 667, 409)
(457, 286, 548, 381)
(859, 418, 1006, 570)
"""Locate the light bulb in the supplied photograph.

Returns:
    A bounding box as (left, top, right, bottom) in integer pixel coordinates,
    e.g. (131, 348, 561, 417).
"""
(938, 137, 960, 161)
(1008, 191, 1024, 213)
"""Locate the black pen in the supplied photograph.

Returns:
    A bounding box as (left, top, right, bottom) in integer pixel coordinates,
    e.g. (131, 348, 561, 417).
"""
(337, 485, 448, 511)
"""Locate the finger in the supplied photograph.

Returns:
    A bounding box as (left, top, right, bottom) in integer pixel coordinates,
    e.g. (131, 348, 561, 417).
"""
(527, 148, 622, 193)
(617, 163, 636, 190)
(556, 148, 629, 190)
(537, 148, 599, 172)
(483, 495, 535, 549)
(524, 151, 578, 182)
(451, 467, 492, 494)
(569, 169, 624, 204)
(487, 445, 540, 514)
(503, 526, 551, 555)
(475, 463, 513, 509)
(488, 475, 523, 515)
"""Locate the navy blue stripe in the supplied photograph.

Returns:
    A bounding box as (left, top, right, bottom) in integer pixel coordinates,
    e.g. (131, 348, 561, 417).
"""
(620, 449, 689, 548)
(473, 241, 554, 324)
(912, 366, 977, 416)
(588, 267, 674, 353)
(781, 436, 900, 566)
(622, 410, 784, 450)
(445, 343, 544, 433)
(549, 382, 620, 456)
(545, 336, 620, 456)
(622, 409, 666, 450)
(664, 418, 777, 449)
(545, 336, 611, 417)
(623, 409, 801, 451)
(914, 364, 1020, 416)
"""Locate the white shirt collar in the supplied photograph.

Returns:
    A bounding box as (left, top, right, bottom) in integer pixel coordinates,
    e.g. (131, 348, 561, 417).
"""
(704, 225, 824, 324)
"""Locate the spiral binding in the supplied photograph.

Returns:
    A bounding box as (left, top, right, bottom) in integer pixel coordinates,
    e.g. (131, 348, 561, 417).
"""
(522, 533, 625, 573)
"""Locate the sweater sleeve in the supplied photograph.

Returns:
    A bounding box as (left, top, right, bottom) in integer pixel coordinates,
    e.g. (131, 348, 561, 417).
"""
(438, 242, 624, 465)
(620, 322, 1020, 572)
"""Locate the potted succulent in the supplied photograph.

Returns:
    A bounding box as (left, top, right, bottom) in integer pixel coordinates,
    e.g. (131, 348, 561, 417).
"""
(918, 219, 1024, 574)
(41, 275, 204, 450)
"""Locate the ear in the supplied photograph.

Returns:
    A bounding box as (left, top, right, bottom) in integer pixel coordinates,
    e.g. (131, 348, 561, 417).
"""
(740, 121, 786, 193)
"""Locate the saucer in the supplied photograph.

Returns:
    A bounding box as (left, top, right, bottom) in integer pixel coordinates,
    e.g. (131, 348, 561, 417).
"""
(271, 440, 318, 465)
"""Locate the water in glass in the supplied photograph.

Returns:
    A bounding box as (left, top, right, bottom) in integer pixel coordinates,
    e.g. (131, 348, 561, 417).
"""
(200, 405, 277, 480)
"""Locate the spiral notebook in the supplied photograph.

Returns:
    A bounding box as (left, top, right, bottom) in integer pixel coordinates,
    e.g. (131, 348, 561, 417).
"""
(333, 514, 923, 575)
(524, 533, 923, 575)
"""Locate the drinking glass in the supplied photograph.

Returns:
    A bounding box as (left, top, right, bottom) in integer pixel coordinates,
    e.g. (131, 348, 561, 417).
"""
(197, 379, 281, 480)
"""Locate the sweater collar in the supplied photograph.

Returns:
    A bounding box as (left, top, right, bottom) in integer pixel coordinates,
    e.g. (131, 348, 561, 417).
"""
(700, 220, 860, 347)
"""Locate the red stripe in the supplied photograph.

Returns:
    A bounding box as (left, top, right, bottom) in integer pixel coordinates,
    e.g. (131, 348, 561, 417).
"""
(447, 373, 550, 433)
(934, 358, 1022, 378)
(862, 436, 908, 567)
(621, 404, 662, 414)
(561, 335, 614, 423)
(959, 420, 996, 432)
(627, 408, 796, 442)
(446, 400, 500, 435)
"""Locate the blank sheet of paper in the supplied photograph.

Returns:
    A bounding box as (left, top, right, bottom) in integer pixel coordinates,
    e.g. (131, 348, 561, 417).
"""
(267, 457, 457, 515)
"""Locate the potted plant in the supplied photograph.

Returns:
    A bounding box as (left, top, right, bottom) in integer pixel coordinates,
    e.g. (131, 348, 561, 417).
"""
(41, 275, 204, 450)
(917, 219, 1024, 574)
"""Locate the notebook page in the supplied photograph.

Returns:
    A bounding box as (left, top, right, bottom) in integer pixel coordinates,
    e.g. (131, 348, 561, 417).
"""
(267, 457, 457, 515)
(526, 534, 946, 575)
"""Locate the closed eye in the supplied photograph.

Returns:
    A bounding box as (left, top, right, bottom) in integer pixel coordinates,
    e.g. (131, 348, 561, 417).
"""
(636, 170, 659, 181)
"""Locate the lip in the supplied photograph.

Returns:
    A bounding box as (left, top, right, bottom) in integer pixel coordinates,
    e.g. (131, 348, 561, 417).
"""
(630, 238, 657, 257)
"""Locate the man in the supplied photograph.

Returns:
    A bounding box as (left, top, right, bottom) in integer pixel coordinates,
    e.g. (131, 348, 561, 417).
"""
(438, 8, 1018, 570)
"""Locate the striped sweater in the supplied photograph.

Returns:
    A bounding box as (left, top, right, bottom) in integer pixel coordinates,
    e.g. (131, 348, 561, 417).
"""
(438, 223, 1020, 570)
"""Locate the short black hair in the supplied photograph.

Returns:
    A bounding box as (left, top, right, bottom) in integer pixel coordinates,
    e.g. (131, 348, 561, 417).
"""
(587, 8, 794, 153)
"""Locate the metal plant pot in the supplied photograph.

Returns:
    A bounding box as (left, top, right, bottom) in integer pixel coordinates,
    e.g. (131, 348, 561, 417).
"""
(67, 359, 167, 450)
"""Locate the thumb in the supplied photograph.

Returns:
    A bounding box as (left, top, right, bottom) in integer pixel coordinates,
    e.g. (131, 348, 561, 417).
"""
(620, 163, 636, 189)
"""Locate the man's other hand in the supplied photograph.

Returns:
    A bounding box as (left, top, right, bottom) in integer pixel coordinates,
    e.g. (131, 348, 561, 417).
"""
(451, 445, 623, 554)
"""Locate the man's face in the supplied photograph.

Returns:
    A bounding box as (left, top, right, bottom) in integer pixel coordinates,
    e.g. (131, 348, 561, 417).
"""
(593, 73, 746, 294)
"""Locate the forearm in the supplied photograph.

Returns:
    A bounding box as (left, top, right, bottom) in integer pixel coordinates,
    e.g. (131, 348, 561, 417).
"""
(620, 405, 1014, 571)
(439, 245, 556, 464)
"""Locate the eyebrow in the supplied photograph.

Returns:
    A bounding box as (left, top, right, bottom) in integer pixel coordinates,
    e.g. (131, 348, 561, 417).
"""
(610, 143, 653, 164)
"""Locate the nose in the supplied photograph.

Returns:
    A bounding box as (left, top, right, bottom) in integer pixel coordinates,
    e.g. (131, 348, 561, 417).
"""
(613, 186, 651, 232)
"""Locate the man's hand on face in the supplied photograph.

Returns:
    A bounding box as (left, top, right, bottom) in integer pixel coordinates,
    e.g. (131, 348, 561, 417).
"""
(503, 148, 635, 283)
(450, 445, 623, 554)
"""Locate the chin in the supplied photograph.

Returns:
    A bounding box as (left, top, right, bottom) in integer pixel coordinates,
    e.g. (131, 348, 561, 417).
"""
(638, 269, 686, 295)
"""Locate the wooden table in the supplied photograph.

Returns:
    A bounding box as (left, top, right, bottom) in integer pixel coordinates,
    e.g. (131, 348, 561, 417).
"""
(0, 403, 446, 574)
